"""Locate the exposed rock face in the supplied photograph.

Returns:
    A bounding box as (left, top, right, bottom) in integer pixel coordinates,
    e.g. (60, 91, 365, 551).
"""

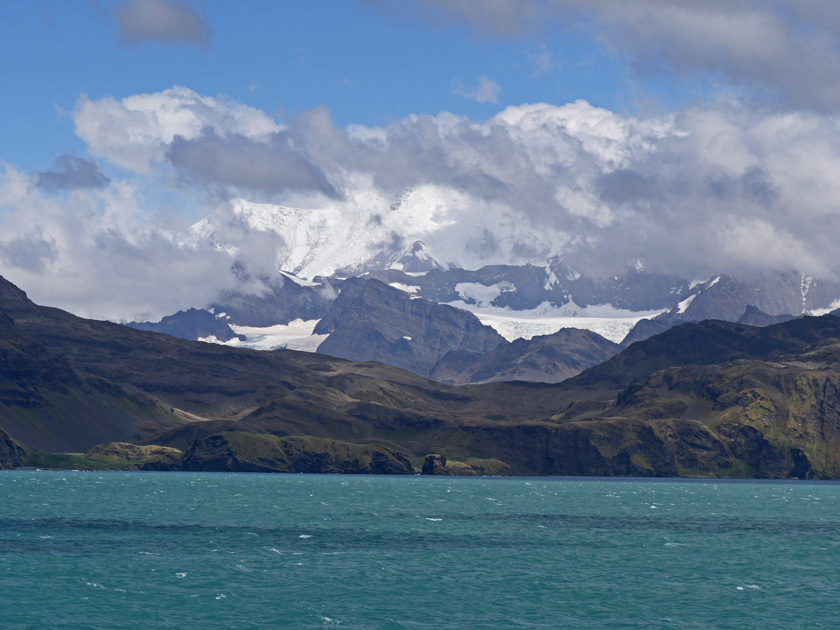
(211, 272, 336, 327)
(315, 278, 505, 377)
(0, 427, 27, 469)
(737, 305, 797, 327)
(430, 328, 620, 385)
(421, 454, 449, 475)
(181, 432, 414, 474)
(127, 308, 242, 342)
(624, 273, 840, 344)
(364, 264, 689, 312)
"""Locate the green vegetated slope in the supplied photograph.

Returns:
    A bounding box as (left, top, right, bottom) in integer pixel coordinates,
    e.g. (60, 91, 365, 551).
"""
(2, 275, 840, 478)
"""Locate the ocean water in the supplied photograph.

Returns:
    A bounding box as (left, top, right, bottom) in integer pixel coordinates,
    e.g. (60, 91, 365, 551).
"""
(1, 472, 838, 629)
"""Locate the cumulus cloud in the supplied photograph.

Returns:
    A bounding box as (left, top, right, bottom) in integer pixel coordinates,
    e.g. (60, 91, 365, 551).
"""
(0, 165, 237, 321)
(330, 99, 840, 279)
(451, 76, 502, 103)
(381, 0, 840, 111)
(116, 0, 210, 47)
(59, 86, 840, 295)
(74, 86, 280, 172)
(36, 155, 111, 192)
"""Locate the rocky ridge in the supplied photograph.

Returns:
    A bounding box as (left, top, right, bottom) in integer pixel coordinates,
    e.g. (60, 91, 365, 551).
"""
(3, 274, 840, 478)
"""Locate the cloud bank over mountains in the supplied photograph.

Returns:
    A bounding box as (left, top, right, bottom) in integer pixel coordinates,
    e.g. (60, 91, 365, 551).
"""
(69, 88, 840, 276)
(4, 83, 840, 319)
(3, 1, 840, 320)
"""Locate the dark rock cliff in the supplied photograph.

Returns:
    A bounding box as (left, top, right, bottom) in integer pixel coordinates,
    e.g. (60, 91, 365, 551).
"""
(315, 278, 505, 377)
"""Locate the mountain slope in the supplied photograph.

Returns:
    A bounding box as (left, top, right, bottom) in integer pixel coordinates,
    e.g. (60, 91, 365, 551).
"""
(314, 278, 506, 377)
(0, 291, 168, 452)
(622, 273, 840, 345)
(430, 328, 620, 385)
(5, 274, 840, 478)
(575, 316, 840, 390)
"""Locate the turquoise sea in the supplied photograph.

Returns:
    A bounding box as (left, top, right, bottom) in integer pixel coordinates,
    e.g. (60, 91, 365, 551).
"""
(1, 472, 838, 629)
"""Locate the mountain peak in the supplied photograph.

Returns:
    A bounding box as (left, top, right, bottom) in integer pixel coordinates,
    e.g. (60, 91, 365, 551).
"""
(0, 276, 34, 310)
(393, 241, 448, 273)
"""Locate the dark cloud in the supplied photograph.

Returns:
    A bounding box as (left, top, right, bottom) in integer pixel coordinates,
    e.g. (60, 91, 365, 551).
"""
(36, 155, 111, 192)
(367, 0, 549, 38)
(596, 169, 654, 204)
(384, 0, 840, 111)
(0, 235, 57, 273)
(116, 0, 210, 47)
(166, 129, 339, 198)
(466, 229, 500, 257)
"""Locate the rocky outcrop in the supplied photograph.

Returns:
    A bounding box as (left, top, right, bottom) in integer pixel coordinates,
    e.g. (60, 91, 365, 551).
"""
(0, 427, 27, 469)
(364, 263, 690, 312)
(420, 454, 512, 475)
(315, 278, 505, 377)
(623, 273, 840, 344)
(421, 454, 450, 475)
(127, 308, 242, 342)
(83, 442, 184, 470)
(181, 432, 414, 474)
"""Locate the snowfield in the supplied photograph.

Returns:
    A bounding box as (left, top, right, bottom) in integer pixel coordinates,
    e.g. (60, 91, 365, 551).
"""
(446, 300, 662, 344)
(200, 319, 327, 352)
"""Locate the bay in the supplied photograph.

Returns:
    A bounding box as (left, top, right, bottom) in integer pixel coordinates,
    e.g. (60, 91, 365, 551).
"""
(1, 471, 838, 629)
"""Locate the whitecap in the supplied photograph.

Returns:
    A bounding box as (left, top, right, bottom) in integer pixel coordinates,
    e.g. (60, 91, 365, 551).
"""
(425, 518, 443, 522)
(215, 594, 226, 600)
(299, 534, 312, 539)
(176, 572, 187, 579)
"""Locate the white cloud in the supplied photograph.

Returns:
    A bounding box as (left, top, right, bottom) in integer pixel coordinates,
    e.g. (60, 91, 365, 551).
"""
(11, 85, 840, 322)
(452, 76, 501, 103)
(0, 165, 236, 321)
(74, 86, 281, 172)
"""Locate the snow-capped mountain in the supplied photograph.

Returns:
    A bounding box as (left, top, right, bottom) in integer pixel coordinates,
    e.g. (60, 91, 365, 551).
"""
(136, 193, 840, 377)
(622, 272, 840, 346)
(191, 185, 573, 279)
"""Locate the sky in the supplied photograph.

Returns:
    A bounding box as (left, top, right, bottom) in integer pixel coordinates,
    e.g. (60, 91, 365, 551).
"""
(3, 0, 840, 320)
